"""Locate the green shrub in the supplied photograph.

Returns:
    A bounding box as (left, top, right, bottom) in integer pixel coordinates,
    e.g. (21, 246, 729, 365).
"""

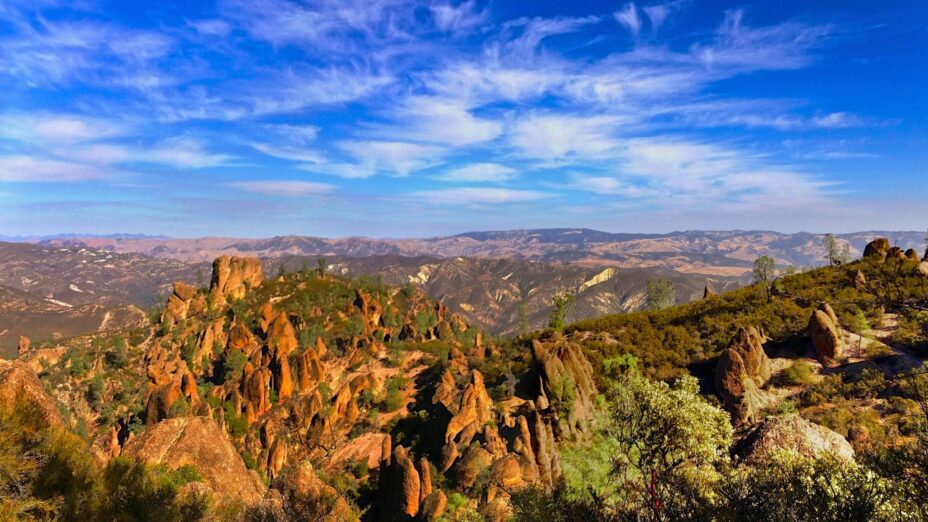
(782, 360, 816, 386)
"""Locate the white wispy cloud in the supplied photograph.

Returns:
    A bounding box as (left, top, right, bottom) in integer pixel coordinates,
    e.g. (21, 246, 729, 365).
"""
(230, 180, 334, 196)
(508, 114, 624, 161)
(615, 3, 642, 38)
(0, 155, 111, 182)
(336, 140, 445, 176)
(413, 187, 552, 205)
(437, 163, 518, 183)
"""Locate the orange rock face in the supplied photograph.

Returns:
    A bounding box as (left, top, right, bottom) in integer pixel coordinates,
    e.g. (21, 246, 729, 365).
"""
(0, 359, 63, 425)
(122, 417, 266, 505)
(445, 370, 493, 444)
(209, 255, 264, 306)
(267, 311, 298, 360)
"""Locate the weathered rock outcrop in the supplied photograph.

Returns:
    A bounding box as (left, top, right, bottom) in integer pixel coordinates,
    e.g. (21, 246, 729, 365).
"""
(703, 285, 716, 298)
(209, 256, 264, 306)
(531, 337, 597, 435)
(444, 370, 493, 444)
(738, 414, 855, 464)
(122, 417, 266, 504)
(261, 461, 359, 521)
(715, 327, 772, 425)
(0, 359, 63, 425)
(17, 335, 30, 356)
(863, 237, 891, 261)
(162, 281, 205, 327)
(385, 445, 421, 519)
(809, 303, 843, 360)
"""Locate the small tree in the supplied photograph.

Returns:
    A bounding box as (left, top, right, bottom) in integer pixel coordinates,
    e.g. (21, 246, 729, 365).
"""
(548, 292, 576, 331)
(317, 257, 328, 275)
(606, 372, 733, 520)
(645, 278, 675, 311)
(824, 234, 850, 266)
(753, 255, 777, 302)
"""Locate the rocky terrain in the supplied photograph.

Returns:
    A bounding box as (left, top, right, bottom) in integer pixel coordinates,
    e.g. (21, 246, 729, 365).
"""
(0, 241, 200, 356)
(0, 241, 746, 349)
(279, 255, 746, 336)
(2, 238, 927, 520)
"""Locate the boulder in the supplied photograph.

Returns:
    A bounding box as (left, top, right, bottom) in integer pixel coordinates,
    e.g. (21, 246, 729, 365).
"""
(455, 445, 492, 490)
(809, 306, 843, 360)
(703, 285, 716, 298)
(0, 359, 63, 425)
(145, 379, 182, 425)
(420, 491, 448, 521)
(714, 327, 772, 425)
(905, 248, 920, 261)
(738, 414, 855, 464)
(863, 238, 890, 260)
(122, 417, 266, 505)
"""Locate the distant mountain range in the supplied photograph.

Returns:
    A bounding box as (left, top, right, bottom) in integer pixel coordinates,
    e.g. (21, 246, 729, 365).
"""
(2, 229, 923, 354)
(31, 229, 925, 275)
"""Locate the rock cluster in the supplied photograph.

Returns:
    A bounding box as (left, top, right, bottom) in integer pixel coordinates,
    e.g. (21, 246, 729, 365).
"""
(808, 303, 843, 361)
(714, 327, 772, 425)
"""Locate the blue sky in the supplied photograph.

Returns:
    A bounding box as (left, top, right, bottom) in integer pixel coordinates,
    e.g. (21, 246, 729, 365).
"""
(0, 0, 925, 238)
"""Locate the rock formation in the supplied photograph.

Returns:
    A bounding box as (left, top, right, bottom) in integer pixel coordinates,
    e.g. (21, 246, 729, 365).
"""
(862, 237, 890, 261)
(531, 336, 597, 435)
(714, 327, 772, 425)
(122, 417, 266, 504)
(738, 414, 855, 464)
(703, 285, 716, 298)
(809, 303, 843, 360)
(385, 445, 421, 519)
(209, 256, 264, 306)
(17, 335, 30, 356)
(0, 359, 63, 425)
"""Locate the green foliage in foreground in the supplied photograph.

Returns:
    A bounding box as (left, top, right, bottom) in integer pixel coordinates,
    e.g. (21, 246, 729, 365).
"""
(0, 405, 214, 521)
(517, 361, 928, 521)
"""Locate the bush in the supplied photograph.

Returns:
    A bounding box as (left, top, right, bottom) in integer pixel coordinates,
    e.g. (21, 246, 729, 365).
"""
(781, 360, 816, 386)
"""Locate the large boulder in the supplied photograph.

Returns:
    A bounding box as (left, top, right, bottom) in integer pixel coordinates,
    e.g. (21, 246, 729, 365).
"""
(738, 414, 855, 464)
(809, 305, 843, 360)
(0, 359, 63, 425)
(714, 327, 772, 425)
(862, 238, 891, 261)
(122, 417, 266, 505)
